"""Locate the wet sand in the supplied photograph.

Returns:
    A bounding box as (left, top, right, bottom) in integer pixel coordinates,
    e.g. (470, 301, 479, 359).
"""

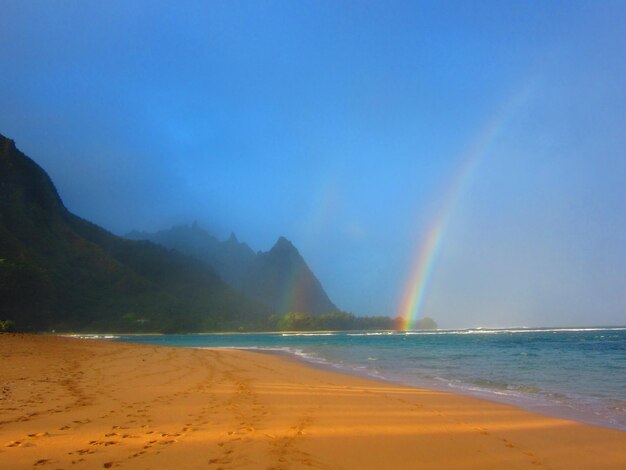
(0, 334, 624, 469)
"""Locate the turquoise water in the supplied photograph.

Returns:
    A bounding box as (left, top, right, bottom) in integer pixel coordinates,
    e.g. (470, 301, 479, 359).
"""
(110, 327, 626, 431)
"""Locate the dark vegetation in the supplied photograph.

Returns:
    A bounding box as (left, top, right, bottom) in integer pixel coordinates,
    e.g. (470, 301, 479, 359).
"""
(0, 134, 267, 333)
(269, 312, 437, 331)
(271, 311, 386, 331)
(0, 133, 437, 333)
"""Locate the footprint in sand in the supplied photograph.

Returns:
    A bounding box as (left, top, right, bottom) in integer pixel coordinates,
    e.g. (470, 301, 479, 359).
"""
(89, 440, 119, 447)
(75, 448, 95, 455)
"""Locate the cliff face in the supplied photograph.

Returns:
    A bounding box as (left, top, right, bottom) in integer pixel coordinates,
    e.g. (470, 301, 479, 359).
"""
(0, 134, 266, 332)
(127, 229, 339, 316)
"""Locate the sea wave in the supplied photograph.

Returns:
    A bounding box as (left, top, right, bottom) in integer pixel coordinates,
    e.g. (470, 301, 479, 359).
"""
(62, 334, 120, 340)
(281, 333, 336, 337)
(347, 332, 395, 336)
(403, 327, 626, 335)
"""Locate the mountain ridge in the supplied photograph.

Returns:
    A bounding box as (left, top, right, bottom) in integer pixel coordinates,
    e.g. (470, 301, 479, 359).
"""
(0, 132, 435, 333)
(126, 224, 339, 316)
(0, 133, 268, 332)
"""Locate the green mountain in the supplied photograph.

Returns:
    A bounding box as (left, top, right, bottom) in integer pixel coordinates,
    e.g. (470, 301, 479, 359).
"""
(127, 225, 339, 315)
(0, 134, 268, 332)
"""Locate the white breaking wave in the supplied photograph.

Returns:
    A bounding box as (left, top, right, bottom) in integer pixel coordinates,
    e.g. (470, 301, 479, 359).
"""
(281, 333, 336, 337)
(62, 334, 120, 339)
(403, 327, 626, 335)
(347, 332, 395, 336)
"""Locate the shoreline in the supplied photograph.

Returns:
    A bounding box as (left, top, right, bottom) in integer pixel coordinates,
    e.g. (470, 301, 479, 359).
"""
(229, 345, 626, 433)
(233, 347, 626, 433)
(110, 330, 626, 433)
(1, 334, 624, 468)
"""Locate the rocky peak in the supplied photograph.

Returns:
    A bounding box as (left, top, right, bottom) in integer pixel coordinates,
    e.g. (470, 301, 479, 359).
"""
(271, 236, 297, 253)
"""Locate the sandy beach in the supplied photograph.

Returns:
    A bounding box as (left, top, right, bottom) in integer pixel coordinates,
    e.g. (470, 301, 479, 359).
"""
(0, 335, 624, 469)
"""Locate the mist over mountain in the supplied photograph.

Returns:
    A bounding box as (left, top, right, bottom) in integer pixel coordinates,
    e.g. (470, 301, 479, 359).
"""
(0, 134, 268, 332)
(127, 224, 255, 288)
(0, 132, 437, 333)
(127, 224, 339, 316)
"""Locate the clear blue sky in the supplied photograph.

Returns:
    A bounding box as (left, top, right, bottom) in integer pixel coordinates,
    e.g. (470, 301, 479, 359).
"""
(1, 1, 624, 327)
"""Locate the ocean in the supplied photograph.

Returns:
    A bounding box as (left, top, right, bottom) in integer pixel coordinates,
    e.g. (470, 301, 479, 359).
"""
(109, 327, 626, 431)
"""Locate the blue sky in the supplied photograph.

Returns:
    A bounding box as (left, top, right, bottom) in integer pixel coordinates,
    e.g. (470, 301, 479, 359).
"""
(1, 1, 624, 327)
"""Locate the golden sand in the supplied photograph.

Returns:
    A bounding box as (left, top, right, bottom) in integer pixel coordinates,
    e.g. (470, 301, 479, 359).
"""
(0, 334, 624, 469)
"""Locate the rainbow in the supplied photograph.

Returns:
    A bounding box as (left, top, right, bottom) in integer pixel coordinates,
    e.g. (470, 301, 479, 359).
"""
(278, 264, 308, 314)
(398, 85, 532, 330)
